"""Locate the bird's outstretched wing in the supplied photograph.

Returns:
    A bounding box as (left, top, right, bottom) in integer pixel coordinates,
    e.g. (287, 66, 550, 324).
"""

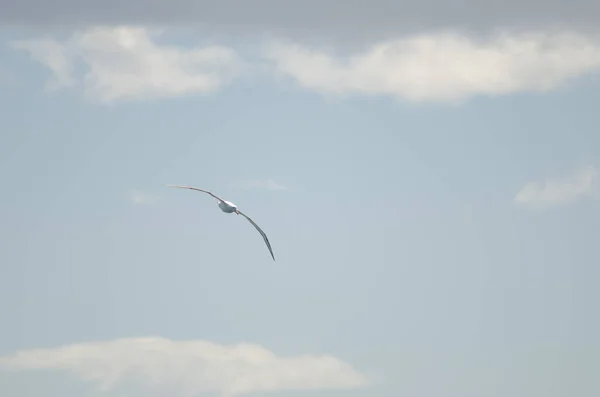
(237, 211, 275, 261)
(165, 184, 227, 203)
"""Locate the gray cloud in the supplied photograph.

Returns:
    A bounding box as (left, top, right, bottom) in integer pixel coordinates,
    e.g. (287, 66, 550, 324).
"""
(2, 0, 600, 44)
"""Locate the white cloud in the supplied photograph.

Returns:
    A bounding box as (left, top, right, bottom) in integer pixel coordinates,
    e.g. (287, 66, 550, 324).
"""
(264, 31, 600, 102)
(0, 337, 371, 397)
(12, 26, 241, 102)
(127, 189, 161, 205)
(239, 178, 288, 191)
(514, 166, 599, 209)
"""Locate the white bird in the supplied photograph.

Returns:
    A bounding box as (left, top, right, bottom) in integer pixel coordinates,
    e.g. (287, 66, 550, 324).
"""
(165, 184, 275, 261)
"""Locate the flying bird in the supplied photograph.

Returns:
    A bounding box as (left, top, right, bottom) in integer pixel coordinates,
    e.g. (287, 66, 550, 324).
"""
(165, 184, 275, 261)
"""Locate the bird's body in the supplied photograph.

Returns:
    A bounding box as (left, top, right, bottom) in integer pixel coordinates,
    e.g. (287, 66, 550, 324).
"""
(218, 200, 238, 213)
(165, 184, 275, 261)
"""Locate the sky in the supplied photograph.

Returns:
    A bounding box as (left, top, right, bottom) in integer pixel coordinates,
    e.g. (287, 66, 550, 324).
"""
(0, 1, 599, 397)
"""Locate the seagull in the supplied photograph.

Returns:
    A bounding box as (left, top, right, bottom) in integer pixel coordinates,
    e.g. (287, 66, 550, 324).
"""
(165, 184, 275, 261)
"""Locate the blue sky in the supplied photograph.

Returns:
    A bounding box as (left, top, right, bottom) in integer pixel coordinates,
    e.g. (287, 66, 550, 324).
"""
(1, 6, 599, 397)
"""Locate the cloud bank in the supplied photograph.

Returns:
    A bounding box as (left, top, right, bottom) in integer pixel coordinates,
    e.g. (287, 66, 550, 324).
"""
(9, 26, 600, 103)
(514, 166, 599, 209)
(0, 337, 372, 397)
